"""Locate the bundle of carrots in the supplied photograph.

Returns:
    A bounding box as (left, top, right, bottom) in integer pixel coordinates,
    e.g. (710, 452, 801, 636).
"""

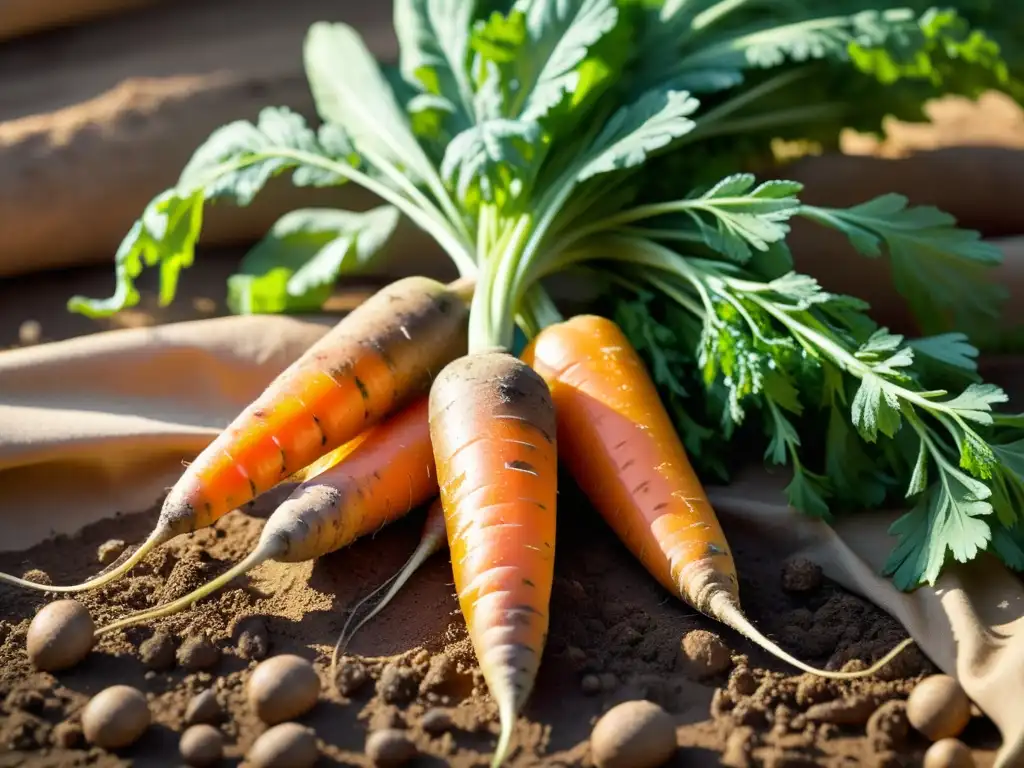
(13, 1, 1024, 765)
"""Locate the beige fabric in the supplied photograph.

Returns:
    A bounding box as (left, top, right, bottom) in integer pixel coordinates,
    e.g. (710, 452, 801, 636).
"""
(1, 246, 1024, 767)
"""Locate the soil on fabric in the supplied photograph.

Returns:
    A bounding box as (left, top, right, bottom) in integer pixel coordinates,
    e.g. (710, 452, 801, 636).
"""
(0, 474, 1001, 767)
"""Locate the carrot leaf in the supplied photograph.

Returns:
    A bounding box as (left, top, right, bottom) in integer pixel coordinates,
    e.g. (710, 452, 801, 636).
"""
(226, 206, 401, 314)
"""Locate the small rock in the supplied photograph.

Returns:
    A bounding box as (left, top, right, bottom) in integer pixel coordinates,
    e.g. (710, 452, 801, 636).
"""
(26, 599, 95, 672)
(81, 685, 151, 749)
(179, 724, 224, 767)
(96, 539, 127, 565)
(923, 738, 975, 768)
(721, 725, 756, 768)
(804, 695, 876, 726)
(867, 700, 909, 753)
(248, 654, 321, 725)
(420, 653, 457, 693)
(421, 708, 454, 736)
(907, 675, 972, 742)
(185, 690, 223, 726)
(679, 629, 732, 679)
(781, 558, 823, 593)
(581, 674, 602, 696)
(246, 723, 318, 768)
(18, 320, 42, 346)
(177, 635, 220, 671)
(52, 721, 83, 749)
(139, 632, 176, 671)
(379, 663, 419, 706)
(590, 700, 677, 768)
(235, 617, 269, 661)
(335, 657, 369, 697)
(728, 666, 758, 698)
(366, 728, 417, 767)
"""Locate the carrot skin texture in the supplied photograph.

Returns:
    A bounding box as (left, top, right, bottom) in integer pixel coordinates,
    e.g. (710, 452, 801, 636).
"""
(161, 275, 467, 537)
(267, 397, 437, 563)
(522, 315, 737, 613)
(96, 397, 438, 636)
(429, 351, 557, 766)
(522, 315, 914, 679)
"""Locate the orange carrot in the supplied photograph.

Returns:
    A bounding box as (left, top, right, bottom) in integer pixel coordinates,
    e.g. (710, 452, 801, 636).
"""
(0, 276, 470, 594)
(429, 351, 557, 767)
(95, 396, 438, 635)
(521, 314, 912, 679)
(329, 497, 447, 682)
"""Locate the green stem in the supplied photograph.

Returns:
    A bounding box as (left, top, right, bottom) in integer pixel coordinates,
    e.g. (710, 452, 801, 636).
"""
(207, 148, 476, 277)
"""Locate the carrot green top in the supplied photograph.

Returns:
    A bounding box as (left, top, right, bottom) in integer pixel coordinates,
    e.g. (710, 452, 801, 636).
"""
(68, 0, 1024, 590)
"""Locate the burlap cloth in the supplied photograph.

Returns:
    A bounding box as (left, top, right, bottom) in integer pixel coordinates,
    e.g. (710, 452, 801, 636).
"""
(2, 215, 1024, 765)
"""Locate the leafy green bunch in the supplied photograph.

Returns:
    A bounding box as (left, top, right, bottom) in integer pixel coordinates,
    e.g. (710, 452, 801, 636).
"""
(70, 0, 1024, 589)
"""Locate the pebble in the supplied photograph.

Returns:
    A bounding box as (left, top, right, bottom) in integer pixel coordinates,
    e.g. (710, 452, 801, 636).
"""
(96, 539, 127, 565)
(52, 721, 84, 749)
(679, 629, 732, 678)
(780, 558, 823, 592)
(581, 674, 602, 695)
(804, 695, 876, 726)
(18, 320, 42, 346)
(185, 690, 224, 726)
(179, 724, 224, 767)
(590, 700, 677, 768)
(177, 635, 220, 671)
(923, 738, 975, 768)
(366, 728, 418, 767)
(379, 663, 419, 706)
(421, 708, 454, 735)
(248, 654, 321, 725)
(81, 685, 151, 749)
(907, 675, 972, 741)
(26, 599, 94, 672)
(246, 723, 318, 768)
(235, 617, 269, 661)
(335, 657, 369, 696)
(139, 632, 176, 671)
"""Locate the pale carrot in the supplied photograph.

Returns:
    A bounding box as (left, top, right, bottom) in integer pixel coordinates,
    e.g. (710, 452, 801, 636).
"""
(0, 276, 470, 594)
(329, 496, 447, 684)
(94, 396, 439, 635)
(428, 351, 558, 768)
(521, 314, 912, 679)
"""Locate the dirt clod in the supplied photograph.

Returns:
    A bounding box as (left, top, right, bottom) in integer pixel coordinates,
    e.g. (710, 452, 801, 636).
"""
(234, 617, 268, 661)
(420, 653, 457, 694)
(729, 666, 758, 698)
(679, 629, 732, 679)
(366, 728, 417, 767)
(721, 725, 756, 768)
(804, 695, 876, 726)
(96, 539, 126, 565)
(177, 635, 220, 671)
(379, 663, 419, 706)
(421, 708, 454, 736)
(781, 558, 823, 593)
(180, 723, 224, 767)
(590, 699, 677, 768)
(185, 689, 223, 726)
(867, 700, 910, 753)
(139, 631, 176, 670)
(335, 657, 370, 697)
(51, 721, 83, 749)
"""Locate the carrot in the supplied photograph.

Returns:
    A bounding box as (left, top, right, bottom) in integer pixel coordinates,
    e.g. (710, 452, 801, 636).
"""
(0, 276, 470, 595)
(428, 350, 557, 768)
(521, 314, 913, 680)
(329, 496, 447, 684)
(94, 396, 439, 635)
